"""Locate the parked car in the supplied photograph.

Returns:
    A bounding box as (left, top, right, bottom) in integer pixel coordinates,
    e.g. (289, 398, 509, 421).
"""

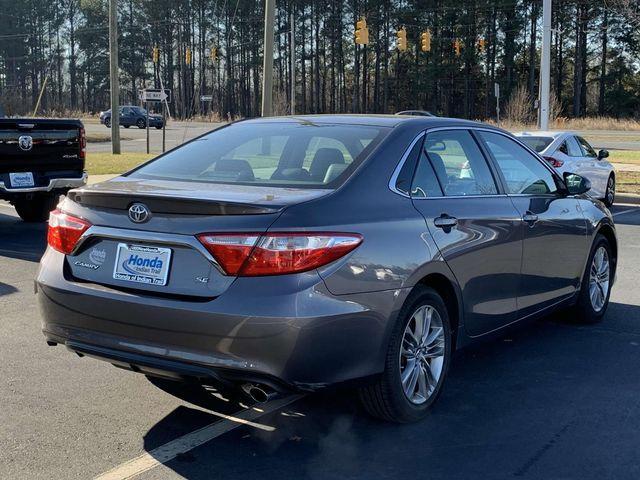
(0, 118, 86, 221)
(99, 106, 163, 129)
(37, 116, 617, 423)
(396, 110, 436, 117)
(515, 131, 615, 207)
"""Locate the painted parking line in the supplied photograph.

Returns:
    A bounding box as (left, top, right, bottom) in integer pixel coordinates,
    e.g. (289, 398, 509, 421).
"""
(612, 208, 638, 217)
(93, 394, 304, 480)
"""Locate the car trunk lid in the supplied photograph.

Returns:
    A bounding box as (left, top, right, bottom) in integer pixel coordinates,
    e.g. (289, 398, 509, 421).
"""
(62, 177, 332, 298)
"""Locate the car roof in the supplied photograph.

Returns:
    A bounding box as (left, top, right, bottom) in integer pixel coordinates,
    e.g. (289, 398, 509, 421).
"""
(240, 114, 489, 130)
(514, 131, 576, 138)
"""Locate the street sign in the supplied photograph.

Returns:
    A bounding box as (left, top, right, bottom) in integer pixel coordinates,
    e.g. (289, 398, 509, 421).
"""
(200, 95, 213, 102)
(139, 88, 171, 103)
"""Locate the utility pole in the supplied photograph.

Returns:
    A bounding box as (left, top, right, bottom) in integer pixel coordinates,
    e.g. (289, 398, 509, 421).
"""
(539, 0, 552, 130)
(290, 12, 295, 115)
(261, 0, 276, 117)
(109, 0, 120, 154)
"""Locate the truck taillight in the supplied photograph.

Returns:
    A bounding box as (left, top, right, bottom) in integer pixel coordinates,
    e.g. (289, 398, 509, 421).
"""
(47, 210, 91, 255)
(79, 127, 86, 159)
(543, 156, 563, 168)
(197, 232, 363, 276)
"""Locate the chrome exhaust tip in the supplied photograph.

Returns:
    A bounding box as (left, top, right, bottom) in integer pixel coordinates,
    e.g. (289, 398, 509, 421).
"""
(241, 383, 270, 404)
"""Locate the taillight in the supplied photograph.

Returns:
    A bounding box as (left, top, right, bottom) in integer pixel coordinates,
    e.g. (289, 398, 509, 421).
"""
(543, 156, 563, 168)
(79, 127, 86, 159)
(197, 234, 260, 275)
(47, 210, 91, 255)
(197, 232, 363, 276)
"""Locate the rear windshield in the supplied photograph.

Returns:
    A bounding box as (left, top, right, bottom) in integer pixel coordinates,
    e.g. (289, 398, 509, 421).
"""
(517, 136, 554, 153)
(129, 122, 389, 188)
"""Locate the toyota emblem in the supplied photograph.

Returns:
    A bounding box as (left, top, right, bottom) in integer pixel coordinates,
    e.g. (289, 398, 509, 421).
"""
(18, 135, 33, 151)
(128, 203, 151, 223)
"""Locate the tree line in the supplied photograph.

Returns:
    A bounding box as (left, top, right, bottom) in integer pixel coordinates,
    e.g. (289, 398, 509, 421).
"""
(0, 0, 638, 121)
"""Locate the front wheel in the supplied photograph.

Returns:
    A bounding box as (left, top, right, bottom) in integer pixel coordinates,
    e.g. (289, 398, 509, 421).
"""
(104, 118, 111, 128)
(603, 175, 615, 208)
(569, 234, 613, 324)
(14, 195, 60, 222)
(359, 286, 452, 423)
(136, 118, 146, 129)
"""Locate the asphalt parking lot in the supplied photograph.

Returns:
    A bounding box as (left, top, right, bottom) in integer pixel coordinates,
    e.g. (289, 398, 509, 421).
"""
(1, 201, 640, 479)
(85, 120, 223, 154)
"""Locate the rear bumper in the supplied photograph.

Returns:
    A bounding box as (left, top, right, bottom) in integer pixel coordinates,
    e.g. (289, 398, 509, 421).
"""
(0, 171, 87, 194)
(37, 248, 405, 391)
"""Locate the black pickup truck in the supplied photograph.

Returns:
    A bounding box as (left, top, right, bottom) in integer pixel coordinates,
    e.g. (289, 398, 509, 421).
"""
(0, 118, 87, 222)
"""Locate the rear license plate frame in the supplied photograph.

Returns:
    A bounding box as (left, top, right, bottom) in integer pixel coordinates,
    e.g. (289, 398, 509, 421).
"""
(113, 243, 172, 286)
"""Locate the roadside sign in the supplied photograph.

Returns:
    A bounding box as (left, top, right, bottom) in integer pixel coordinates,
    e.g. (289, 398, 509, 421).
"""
(200, 95, 213, 102)
(139, 88, 171, 103)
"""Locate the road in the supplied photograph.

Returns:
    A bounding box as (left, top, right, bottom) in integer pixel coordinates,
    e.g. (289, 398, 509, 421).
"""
(85, 120, 223, 154)
(1, 201, 640, 479)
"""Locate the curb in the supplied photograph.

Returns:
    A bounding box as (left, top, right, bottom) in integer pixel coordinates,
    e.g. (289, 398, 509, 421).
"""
(616, 193, 640, 205)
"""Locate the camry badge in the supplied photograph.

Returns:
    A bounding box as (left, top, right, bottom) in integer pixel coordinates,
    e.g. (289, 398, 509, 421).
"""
(128, 203, 151, 223)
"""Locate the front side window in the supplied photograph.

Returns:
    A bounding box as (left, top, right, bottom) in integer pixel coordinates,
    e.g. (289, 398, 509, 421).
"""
(479, 131, 558, 195)
(129, 122, 388, 188)
(423, 130, 497, 196)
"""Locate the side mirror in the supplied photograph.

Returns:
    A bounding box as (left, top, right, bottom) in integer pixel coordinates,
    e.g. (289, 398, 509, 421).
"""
(563, 172, 591, 195)
(597, 149, 609, 160)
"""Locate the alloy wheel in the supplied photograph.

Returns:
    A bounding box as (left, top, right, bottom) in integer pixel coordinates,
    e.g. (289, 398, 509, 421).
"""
(399, 305, 445, 405)
(589, 246, 610, 312)
(606, 177, 615, 205)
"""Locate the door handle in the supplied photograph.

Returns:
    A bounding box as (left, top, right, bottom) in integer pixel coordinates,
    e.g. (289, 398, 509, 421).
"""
(522, 211, 538, 226)
(434, 214, 458, 229)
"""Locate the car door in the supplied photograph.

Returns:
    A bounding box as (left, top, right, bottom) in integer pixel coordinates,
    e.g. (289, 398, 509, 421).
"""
(409, 128, 523, 336)
(477, 131, 589, 318)
(120, 107, 133, 126)
(575, 136, 606, 197)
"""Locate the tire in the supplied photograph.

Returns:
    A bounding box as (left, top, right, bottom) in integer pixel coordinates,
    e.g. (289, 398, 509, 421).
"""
(359, 285, 453, 423)
(136, 118, 146, 129)
(104, 118, 111, 128)
(14, 195, 59, 223)
(568, 234, 613, 324)
(155, 125, 163, 130)
(603, 174, 615, 208)
(123, 125, 130, 129)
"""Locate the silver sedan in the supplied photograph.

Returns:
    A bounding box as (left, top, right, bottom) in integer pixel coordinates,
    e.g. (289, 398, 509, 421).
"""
(515, 131, 615, 206)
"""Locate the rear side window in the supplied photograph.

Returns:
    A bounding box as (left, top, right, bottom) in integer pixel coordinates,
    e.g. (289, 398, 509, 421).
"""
(576, 136, 597, 158)
(566, 136, 583, 157)
(412, 147, 444, 198)
(423, 130, 497, 196)
(479, 131, 558, 195)
(130, 123, 389, 188)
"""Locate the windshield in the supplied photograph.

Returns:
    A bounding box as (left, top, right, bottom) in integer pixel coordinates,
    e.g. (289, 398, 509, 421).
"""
(129, 122, 389, 188)
(517, 136, 554, 153)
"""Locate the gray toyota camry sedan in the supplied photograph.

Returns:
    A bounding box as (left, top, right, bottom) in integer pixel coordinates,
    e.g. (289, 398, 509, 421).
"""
(37, 115, 617, 423)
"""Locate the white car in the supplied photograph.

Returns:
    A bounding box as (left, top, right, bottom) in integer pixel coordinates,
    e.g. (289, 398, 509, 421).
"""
(515, 131, 615, 207)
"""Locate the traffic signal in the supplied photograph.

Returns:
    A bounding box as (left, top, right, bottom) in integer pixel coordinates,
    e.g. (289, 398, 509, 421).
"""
(152, 46, 159, 64)
(397, 27, 407, 51)
(421, 30, 431, 52)
(210, 46, 218, 61)
(185, 47, 192, 65)
(478, 38, 486, 53)
(355, 18, 369, 45)
(454, 39, 461, 56)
